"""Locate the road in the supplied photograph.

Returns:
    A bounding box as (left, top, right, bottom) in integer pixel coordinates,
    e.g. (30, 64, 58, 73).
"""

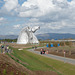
(28, 48, 75, 65)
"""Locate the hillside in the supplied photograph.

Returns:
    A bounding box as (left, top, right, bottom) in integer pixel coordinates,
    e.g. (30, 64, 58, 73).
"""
(0, 44, 58, 75)
(0, 33, 75, 40)
(0, 35, 18, 39)
(0, 54, 34, 75)
(36, 33, 75, 40)
(0, 43, 75, 75)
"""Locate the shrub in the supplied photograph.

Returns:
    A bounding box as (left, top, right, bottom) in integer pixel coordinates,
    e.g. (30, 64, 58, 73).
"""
(3, 69, 7, 75)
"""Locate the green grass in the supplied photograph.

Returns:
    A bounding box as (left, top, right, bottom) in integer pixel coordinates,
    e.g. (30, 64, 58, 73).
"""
(0, 45, 74, 75)
(10, 49, 53, 71)
(3, 69, 7, 75)
(8, 47, 61, 75)
(10, 72, 14, 75)
(0, 47, 1, 54)
(49, 46, 75, 51)
(7, 47, 75, 75)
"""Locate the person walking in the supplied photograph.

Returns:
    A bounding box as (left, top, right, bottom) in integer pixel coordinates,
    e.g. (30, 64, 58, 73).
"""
(40, 49, 42, 54)
(6, 46, 9, 53)
(1, 45, 4, 53)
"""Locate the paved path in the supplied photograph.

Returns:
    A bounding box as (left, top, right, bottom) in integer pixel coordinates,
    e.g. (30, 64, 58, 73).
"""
(28, 48, 75, 65)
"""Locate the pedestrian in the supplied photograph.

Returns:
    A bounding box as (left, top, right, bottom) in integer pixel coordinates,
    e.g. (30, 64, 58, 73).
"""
(6, 46, 9, 53)
(1, 45, 4, 53)
(40, 49, 42, 54)
(43, 50, 45, 54)
(8, 49, 12, 54)
(46, 50, 48, 54)
(35, 46, 37, 49)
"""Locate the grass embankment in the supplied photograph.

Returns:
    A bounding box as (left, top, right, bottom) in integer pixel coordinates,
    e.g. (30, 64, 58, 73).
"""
(8, 48, 54, 71)
(8, 47, 75, 75)
(0, 54, 27, 75)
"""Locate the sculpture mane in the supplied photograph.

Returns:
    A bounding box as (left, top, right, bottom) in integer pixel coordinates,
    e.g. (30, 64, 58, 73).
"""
(17, 26, 40, 44)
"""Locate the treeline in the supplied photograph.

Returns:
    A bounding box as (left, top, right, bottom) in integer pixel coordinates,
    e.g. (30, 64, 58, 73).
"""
(0, 39, 17, 42)
(40, 41, 73, 47)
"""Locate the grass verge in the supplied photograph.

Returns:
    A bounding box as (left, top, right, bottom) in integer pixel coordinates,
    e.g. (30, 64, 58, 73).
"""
(7, 47, 75, 75)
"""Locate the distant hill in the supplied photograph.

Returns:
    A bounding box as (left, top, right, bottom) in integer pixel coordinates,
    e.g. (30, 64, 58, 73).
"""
(36, 33, 75, 40)
(0, 35, 18, 39)
(0, 33, 75, 40)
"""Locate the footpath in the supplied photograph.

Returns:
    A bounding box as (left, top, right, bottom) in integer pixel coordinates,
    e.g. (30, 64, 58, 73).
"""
(28, 48, 75, 65)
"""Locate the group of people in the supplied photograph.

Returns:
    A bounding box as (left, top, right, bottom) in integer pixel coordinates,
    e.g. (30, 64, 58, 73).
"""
(40, 49, 48, 54)
(1, 45, 12, 54)
(32, 46, 37, 49)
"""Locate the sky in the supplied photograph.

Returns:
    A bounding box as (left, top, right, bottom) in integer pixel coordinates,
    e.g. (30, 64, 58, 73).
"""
(0, 0, 75, 35)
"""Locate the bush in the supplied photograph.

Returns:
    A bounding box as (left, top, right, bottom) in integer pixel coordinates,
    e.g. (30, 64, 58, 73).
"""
(3, 69, 7, 75)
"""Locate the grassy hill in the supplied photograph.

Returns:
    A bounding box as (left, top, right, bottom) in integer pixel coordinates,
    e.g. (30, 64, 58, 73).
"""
(8, 46, 75, 75)
(0, 44, 75, 75)
(0, 54, 33, 75)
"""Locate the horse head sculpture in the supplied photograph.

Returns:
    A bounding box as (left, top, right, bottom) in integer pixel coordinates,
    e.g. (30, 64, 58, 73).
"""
(17, 26, 40, 44)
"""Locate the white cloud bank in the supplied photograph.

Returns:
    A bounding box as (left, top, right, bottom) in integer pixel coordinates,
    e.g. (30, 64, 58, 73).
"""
(0, 0, 75, 34)
(3, 0, 18, 12)
(18, 0, 56, 17)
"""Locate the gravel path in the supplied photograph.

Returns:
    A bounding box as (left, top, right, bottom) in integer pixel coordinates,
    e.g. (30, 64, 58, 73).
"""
(28, 48, 75, 65)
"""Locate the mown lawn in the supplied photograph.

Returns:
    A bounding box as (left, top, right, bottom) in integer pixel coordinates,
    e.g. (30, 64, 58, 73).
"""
(7, 47, 75, 75)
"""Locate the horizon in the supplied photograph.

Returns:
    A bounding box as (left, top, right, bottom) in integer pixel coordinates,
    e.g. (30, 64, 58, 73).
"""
(0, 32, 75, 35)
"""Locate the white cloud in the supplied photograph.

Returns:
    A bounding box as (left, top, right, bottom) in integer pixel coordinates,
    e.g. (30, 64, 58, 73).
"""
(0, 17, 7, 25)
(0, 17, 5, 21)
(29, 18, 39, 22)
(18, 0, 56, 17)
(69, 0, 75, 6)
(3, 0, 18, 12)
(13, 24, 21, 29)
(1, 0, 75, 34)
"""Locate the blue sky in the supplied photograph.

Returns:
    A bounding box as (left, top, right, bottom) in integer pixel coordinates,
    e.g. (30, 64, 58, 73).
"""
(68, 0, 72, 2)
(0, 0, 75, 35)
